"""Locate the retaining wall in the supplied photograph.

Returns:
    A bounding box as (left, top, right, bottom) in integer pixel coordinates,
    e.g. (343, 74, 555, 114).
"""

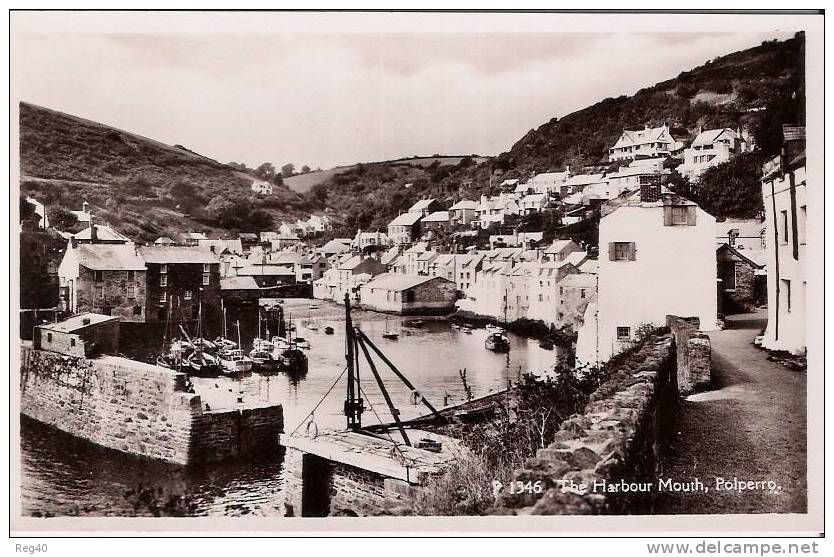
(667, 315, 712, 394)
(496, 334, 678, 515)
(19, 346, 283, 465)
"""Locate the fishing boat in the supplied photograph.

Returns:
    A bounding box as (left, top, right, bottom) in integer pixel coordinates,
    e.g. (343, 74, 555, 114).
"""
(186, 349, 220, 374)
(278, 347, 308, 373)
(295, 337, 311, 350)
(309, 304, 319, 310)
(485, 332, 511, 352)
(271, 336, 292, 350)
(485, 324, 505, 335)
(324, 326, 335, 335)
(404, 319, 425, 328)
(213, 299, 237, 350)
(382, 318, 399, 340)
(461, 325, 474, 334)
(307, 322, 319, 331)
(218, 321, 253, 374)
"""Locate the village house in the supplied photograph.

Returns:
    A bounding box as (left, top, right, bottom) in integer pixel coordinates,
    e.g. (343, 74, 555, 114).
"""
(606, 157, 668, 194)
(360, 274, 457, 315)
(454, 253, 484, 295)
(716, 244, 766, 314)
(58, 242, 147, 322)
(313, 255, 389, 304)
(575, 185, 717, 367)
(20, 226, 64, 310)
(319, 238, 353, 259)
(250, 179, 273, 195)
(296, 254, 328, 284)
(154, 236, 175, 246)
(420, 211, 453, 235)
(236, 263, 297, 289)
(25, 196, 49, 229)
(238, 233, 259, 250)
(608, 125, 679, 162)
(456, 262, 513, 320)
(541, 239, 583, 262)
(449, 199, 479, 226)
(306, 214, 332, 233)
(520, 193, 549, 214)
(36, 312, 120, 358)
(260, 231, 279, 243)
(198, 238, 245, 256)
(220, 275, 261, 307)
(715, 218, 767, 253)
(218, 252, 247, 278)
(176, 231, 209, 246)
(678, 127, 747, 182)
(72, 223, 131, 245)
(270, 233, 303, 251)
(526, 170, 570, 195)
(555, 272, 597, 331)
(759, 127, 806, 355)
(563, 173, 606, 196)
(526, 260, 581, 327)
(408, 198, 443, 217)
(476, 195, 520, 229)
(353, 230, 390, 252)
(387, 212, 423, 245)
(69, 200, 92, 224)
(137, 246, 221, 323)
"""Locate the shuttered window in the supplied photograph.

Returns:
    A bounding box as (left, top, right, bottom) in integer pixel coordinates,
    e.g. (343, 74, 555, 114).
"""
(663, 205, 697, 226)
(609, 242, 636, 261)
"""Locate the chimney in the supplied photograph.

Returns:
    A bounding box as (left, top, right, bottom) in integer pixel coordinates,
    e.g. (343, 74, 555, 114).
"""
(89, 215, 98, 242)
(781, 125, 805, 163)
(639, 176, 662, 203)
(82, 201, 89, 213)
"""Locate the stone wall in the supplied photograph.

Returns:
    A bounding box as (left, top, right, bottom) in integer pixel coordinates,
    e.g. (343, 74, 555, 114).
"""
(667, 315, 712, 393)
(495, 334, 677, 515)
(19, 346, 282, 465)
(277, 446, 419, 517)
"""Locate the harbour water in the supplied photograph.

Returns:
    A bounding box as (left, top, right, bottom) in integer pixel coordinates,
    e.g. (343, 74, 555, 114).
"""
(20, 299, 569, 517)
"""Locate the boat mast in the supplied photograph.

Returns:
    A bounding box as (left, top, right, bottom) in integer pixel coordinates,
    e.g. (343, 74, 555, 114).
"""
(344, 293, 363, 430)
(236, 320, 242, 350)
(222, 298, 227, 339)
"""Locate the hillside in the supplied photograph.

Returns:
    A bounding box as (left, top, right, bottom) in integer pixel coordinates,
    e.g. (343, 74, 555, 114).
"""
(19, 102, 303, 242)
(304, 33, 805, 232)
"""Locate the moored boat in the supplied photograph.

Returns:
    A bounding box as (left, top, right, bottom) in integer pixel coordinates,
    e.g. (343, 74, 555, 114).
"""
(485, 324, 505, 335)
(324, 326, 335, 335)
(279, 347, 308, 373)
(218, 348, 254, 374)
(485, 332, 511, 352)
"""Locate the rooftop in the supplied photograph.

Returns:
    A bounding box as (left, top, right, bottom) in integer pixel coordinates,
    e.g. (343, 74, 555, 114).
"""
(389, 212, 423, 226)
(408, 198, 438, 212)
(363, 273, 451, 292)
(557, 272, 597, 288)
(138, 246, 220, 264)
(220, 275, 261, 290)
(73, 243, 146, 271)
(73, 224, 130, 243)
(38, 312, 119, 333)
(422, 210, 451, 222)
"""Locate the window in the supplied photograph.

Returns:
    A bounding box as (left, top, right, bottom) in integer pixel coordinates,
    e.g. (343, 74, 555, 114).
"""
(538, 294, 543, 302)
(184, 290, 193, 300)
(780, 210, 789, 244)
(127, 271, 134, 281)
(47, 332, 52, 343)
(559, 286, 564, 295)
(94, 271, 103, 282)
(126, 286, 135, 299)
(70, 338, 76, 347)
(160, 291, 167, 303)
(94, 286, 104, 299)
(160, 264, 168, 274)
(160, 275, 168, 287)
(782, 279, 791, 312)
(616, 326, 631, 341)
(203, 263, 210, 272)
(799, 205, 807, 245)
(121, 271, 128, 280)
(133, 305, 142, 315)
(580, 289, 586, 299)
(612, 242, 634, 261)
(202, 274, 210, 286)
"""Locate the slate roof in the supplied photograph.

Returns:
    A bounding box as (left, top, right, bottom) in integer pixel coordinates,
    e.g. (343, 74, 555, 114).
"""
(612, 126, 671, 149)
(408, 198, 438, 212)
(74, 243, 146, 271)
(220, 276, 261, 290)
(38, 312, 119, 333)
(137, 246, 219, 264)
(389, 212, 423, 226)
(692, 128, 737, 147)
(362, 273, 450, 292)
(73, 225, 130, 242)
(557, 273, 597, 288)
(422, 211, 451, 222)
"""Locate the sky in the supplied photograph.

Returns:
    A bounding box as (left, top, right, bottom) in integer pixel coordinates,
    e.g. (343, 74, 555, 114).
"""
(16, 22, 791, 170)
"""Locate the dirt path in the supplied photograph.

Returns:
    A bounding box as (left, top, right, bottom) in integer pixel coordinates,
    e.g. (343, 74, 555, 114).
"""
(655, 311, 807, 514)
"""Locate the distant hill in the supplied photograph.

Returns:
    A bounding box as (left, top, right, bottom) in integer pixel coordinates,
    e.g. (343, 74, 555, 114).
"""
(304, 33, 805, 232)
(19, 102, 303, 242)
(283, 155, 488, 194)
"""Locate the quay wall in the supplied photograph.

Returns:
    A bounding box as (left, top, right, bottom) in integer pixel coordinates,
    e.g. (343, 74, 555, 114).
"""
(496, 332, 679, 515)
(19, 346, 282, 465)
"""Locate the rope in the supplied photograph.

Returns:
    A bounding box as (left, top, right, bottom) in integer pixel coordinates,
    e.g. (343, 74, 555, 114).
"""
(358, 382, 410, 464)
(288, 366, 348, 436)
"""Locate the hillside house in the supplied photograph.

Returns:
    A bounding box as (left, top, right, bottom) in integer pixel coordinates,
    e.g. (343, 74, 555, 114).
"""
(576, 186, 717, 367)
(421, 211, 453, 234)
(678, 128, 747, 182)
(360, 274, 457, 315)
(527, 170, 570, 195)
(72, 223, 131, 245)
(388, 212, 423, 245)
(760, 128, 806, 355)
(608, 125, 679, 162)
(353, 230, 390, 252)
(449, 199, 479, 226)
(542, 239, 583, 263)
(176, 232, 208, 246)
(408, 198, 443, 217)
(563, 173, 606, 196)
(270, 233, 302, 251)
(69, 201, 92, 224)
(606, 158, 668, 194)
(319, 238, 353, 258)
(251, 179, 273, 195)
(715, 219, 766, 253)
(555, 272, 597, 331)
(526, 260, 580, 327)
(58, 242, 147, 322)
(313, 255, 389, 304)
(520, 193, 548, 214)
(220, 275, 261, 307)
(137, 246, 221, 323)
(236, 264, 297, 289)
(154, 237, 175, 246)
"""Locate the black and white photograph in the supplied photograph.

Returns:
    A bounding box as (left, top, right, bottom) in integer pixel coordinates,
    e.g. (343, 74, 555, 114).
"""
(9, 8, 824, 541)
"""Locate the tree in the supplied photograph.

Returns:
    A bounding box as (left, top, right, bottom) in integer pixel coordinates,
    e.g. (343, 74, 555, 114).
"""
(47, 207, 81, 232)
(227, 162, 247, 171)
(695, 153, 764, 219)
(301, 165, 311, 174)
(281, 163, 295, 177)
(255, 162, 276, 180)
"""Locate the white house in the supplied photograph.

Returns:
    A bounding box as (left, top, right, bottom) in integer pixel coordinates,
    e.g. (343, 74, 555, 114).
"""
(527, 170, 570, 195)
(353, 230, 390, 251)
(69, 201, 92, 224)
(520, 193, 549, 214)
(608, 125, 679, 162)
(575, 186, 717, 367)
(449, 199, 479, 226)
(25, 197, 49, 228)
(387, 212, 423, 244)
(251, 179, 273, 195)
(678, 128, 746, 183)
(759, 129, 806, 354)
